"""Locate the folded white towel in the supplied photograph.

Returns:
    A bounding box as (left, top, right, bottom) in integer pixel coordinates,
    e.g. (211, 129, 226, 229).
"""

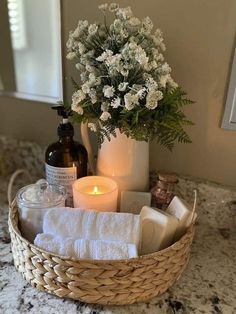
(43, 207, 140, 247)
(96, 212, 140, 246)
(74, 239, 137, 260)
(34, 233, 138, 260)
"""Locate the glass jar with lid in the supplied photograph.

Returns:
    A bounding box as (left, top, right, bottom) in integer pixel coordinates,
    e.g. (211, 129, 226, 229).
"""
(16, 179, 66, 242)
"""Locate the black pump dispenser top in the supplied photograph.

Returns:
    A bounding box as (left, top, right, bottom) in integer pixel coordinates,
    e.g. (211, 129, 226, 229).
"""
(51, 104, 71, 119)
(51, 105, 74, 137)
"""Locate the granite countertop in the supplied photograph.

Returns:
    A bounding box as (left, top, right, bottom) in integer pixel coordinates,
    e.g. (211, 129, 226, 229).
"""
(0, 136, 236, 314)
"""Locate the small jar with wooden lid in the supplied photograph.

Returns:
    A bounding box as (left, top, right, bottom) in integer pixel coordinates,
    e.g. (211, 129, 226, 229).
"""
(151, 172, 178, 209)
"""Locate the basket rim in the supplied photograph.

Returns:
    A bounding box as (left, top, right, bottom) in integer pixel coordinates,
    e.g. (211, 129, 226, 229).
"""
(8, 203, 195, 264)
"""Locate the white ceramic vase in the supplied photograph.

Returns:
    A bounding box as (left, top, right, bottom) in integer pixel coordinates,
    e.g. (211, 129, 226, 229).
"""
(97, 129, 149, 192)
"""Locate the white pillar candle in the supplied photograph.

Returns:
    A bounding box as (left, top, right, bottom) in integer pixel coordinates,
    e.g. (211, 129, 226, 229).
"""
(72, 176, 118, 212)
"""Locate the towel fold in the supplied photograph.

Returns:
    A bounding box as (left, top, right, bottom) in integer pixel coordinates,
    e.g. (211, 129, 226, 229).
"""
(34, 233, 138, 260)
(43, 207, 140, 247)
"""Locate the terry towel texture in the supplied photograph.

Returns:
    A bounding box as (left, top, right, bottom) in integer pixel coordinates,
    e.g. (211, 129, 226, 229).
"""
(43, 207, 140, 247)
(34, 233, 138, 260)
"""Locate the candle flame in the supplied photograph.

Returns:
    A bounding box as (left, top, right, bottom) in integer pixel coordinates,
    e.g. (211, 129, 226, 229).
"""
(93, 186, 99, 194)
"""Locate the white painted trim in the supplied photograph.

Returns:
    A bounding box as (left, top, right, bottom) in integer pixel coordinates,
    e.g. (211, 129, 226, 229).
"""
(0, 90, 61, 104)
(222, 48, 236, 130)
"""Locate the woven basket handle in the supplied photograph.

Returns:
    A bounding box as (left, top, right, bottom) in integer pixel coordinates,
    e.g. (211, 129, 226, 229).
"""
(7, 169, 31, 207)
(189, 189, 198, 225)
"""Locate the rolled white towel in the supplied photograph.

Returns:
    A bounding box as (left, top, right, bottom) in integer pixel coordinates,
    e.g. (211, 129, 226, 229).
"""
(43, 207, 84, 239)
(43, 207, 140, 247)
(34, 233, 138, 260)
(34, 233, 74, 257)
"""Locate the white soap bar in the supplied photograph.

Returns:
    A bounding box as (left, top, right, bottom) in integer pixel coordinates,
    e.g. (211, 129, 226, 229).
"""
(166, 196, 192, 241)
(120, 191, 151, 214)
(140, 206, 178, 255)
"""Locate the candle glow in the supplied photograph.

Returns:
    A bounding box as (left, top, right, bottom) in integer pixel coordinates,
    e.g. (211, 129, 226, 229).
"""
(73, 176, 118, 212)
(90, 186, 102, 195)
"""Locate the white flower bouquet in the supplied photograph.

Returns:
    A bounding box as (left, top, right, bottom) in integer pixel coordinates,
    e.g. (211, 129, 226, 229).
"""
(66, 3, 193, 149)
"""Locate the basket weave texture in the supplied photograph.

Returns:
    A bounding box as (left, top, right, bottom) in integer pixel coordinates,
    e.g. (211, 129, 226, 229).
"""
(8, 204, 195, 305)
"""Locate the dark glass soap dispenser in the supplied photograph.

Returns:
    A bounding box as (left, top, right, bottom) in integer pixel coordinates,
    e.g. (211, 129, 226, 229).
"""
(45, 105, 88, 207)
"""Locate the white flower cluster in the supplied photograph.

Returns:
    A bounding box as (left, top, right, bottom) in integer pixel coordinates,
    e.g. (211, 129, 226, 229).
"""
(67, 3, 178, 123)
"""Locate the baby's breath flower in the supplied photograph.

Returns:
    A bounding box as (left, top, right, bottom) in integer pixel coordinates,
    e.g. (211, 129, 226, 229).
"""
(145, 77, 158, 90)
(116, 7, 133, 20)
(135, 49, 149, 66)
(80, 71, 87, 82)
(66, 33, 74, 49)
(118, 82, 128, 91)
(72, 104, 83, 115)
(86, 64, 95, 73)
(109, 3, 119, 12)
(100, 111, 111, 121)
(89, 88, 97, 104)
(145, 90, 163, 110)
(66, 52, 76, 60)
(141, 16, 153, 34)
(72, 28, 80, 38)
(168, 77, 178, 89)
(98, 3, 108, 13)
(72, 90, 86, 103)
(103, 85, 115, 98)
(88, 24, 98, 35)
(150, 61, 158, 70)
(111, 97, 121, 108)
(137, 88, 147, 99)
(89, 73, 96, 83)
(78, 42, 86, 54)
(82, 82, 91, 94)
(75, 63, 84, 71)
(120, 68, 129, 77)
(78, 20, 89, 30)
(124, 93, 139, 110)
(128, 17, 141, 26)
(96, 50, 111, 62)
(113, 19, 123, 29)
(88, 123, 97, 132)
(94, 77, 101, 86)
(161, 62, 171, 74)
(101, 102, 109, 112)
(159, 75, 168, 88)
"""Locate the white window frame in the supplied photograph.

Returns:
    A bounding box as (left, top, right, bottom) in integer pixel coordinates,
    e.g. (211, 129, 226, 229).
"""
(0, 0, 63, 104)
(222, 48, 236, 130)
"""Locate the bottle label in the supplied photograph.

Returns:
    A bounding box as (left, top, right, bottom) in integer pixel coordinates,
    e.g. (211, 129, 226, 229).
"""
(45, 163, 77, 207)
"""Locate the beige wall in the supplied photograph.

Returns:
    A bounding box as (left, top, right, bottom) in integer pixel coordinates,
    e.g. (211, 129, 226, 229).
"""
(0, 0, 236, 186)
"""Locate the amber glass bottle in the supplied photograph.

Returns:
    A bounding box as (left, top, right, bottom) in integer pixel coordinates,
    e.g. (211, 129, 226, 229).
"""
(45, 105, 88, 206)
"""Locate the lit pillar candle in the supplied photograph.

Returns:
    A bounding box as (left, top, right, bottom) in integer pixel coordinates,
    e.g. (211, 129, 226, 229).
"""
(72, 176, 118, 212)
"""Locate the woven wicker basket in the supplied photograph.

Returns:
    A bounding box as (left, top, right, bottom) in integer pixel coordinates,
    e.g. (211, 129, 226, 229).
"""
(8, 203, 195, 305)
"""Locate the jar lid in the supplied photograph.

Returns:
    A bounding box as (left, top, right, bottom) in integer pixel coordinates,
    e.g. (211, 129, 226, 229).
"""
(158, 172, 178, 183)
(16, 179, 66, 209)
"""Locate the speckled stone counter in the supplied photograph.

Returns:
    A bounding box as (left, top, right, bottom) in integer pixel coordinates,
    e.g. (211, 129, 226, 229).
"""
(0, 136, 236, 314)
